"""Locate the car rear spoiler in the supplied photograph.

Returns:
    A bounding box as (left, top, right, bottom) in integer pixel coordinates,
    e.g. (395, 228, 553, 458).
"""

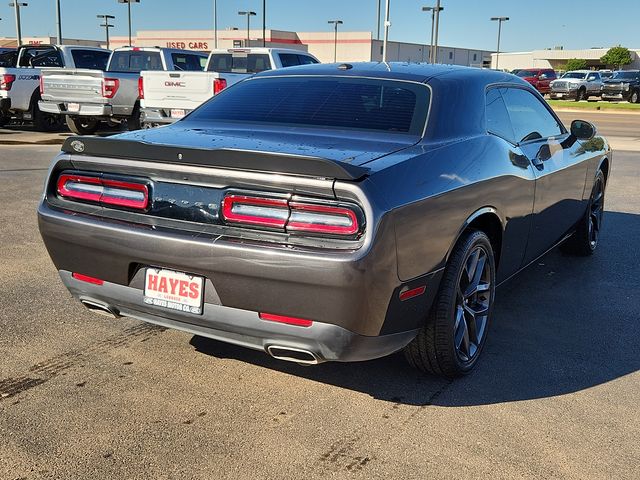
(61, 136, 369, 181)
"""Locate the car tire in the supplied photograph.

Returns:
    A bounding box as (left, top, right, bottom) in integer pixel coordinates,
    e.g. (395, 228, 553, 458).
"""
(575, 87, 586, 101)
(404, 230, 496, 377)
(33, 105, 62, 132)
(0, 115, 9, 128)
(66, 116, 99, 135)
(631, 90, 640, 104)
(125, 104, 142, 131)
(560, 171, 606, 256)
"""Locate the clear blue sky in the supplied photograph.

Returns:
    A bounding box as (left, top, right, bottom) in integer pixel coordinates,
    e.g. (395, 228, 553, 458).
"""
(0, 0, 637, 52)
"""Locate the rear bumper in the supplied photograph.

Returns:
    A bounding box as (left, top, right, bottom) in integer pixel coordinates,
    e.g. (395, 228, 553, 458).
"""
(59, 270, 419, 363)
(140, 108, 186, 125)
(38, 101, 113, 117)
(38, 201, 441, 341)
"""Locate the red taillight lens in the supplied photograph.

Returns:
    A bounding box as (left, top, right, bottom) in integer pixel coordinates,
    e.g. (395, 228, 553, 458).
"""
(288, 202, 359, 236)
(213, 78, 227, 95)
(222, 195, 289, 229)
(259, 313, 313, 328)
(0, 74, 16, 91)
(221, 194, 362, 237)
(138, 76, 144, 99)
(57, 173, 149, 210)
(72, 273, 104, 285)
(102, 78, 120, 99)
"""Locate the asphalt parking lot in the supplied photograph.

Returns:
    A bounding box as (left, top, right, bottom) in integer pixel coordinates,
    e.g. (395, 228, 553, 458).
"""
(1, 111, 639, 479)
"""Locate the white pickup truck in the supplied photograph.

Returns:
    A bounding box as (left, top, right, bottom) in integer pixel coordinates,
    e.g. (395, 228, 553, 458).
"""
(140, 48, 319, 127)
(39, 47, 207, 134)
(0, 45, 111, 130)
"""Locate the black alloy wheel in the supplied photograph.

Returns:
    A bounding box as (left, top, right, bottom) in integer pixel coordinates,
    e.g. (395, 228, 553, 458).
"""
(404, 230, 496, 377)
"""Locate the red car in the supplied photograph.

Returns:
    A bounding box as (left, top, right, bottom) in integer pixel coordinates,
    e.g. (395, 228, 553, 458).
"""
(516, 69, 557, 94)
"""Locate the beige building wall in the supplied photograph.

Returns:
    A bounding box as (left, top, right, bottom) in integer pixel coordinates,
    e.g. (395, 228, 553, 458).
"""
(0, 37, 102, 48)
(491, 48, 640, 70)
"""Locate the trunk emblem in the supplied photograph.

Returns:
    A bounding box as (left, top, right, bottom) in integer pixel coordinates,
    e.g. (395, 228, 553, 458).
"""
(70, 140, 85, 153)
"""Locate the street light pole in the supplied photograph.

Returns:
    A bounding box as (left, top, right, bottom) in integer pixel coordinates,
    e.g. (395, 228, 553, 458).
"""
(9, 2, 27, 47)
(55, 0, 62, 44)
(262, 0, 266, 47)
(490, 16, 509, 69)
(376, 0, 381, 40)
(432, 0, 441, 63)
(422, 5, 443, 64)
(382, 0, 390, 62)
(327, 20, 343, 63)
(97, 14, 115, 50)
(238, 11, 256, 47)
(213, 0, 217, 48)
(118, 0, 140, 47)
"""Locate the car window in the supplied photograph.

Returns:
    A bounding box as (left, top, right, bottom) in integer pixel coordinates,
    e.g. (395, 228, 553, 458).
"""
(108, 51, 163, 72)
(279, 53, 301, 68)
(207, 53, 272, 73)
(501, 87, 563, 143)
(298, 55, 318, 65)
(171, 53, 206, 71)
(486, 88, 516, 143)
(189, 77, 430, 136)
(0, 50, 18, 67)
(517, 70, 537, 78)
(19, 47, 58, 67)
(29, 50, 64, 68)
(587, 73, 600, 81)
(70, 50, 110, 70)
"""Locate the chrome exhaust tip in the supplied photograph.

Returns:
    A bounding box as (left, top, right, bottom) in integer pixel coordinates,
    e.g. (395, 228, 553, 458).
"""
(266, 345, 320, 365)
(80, 299, 119, 318)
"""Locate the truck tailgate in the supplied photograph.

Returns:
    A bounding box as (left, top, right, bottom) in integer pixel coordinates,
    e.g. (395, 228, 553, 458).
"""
(141, 71, 249, 110)
(41, 68, 106, 104)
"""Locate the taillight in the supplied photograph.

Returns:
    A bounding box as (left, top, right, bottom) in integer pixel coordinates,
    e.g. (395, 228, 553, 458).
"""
(0, 74, 16, 91)
(57, 173, 149, 210)
(102, 78, 120, 99)
(39, 75, 44, 95)
(214, 78, 227, 95)
(221, 193, 362, 237)
(138, 76, 144, 99)
(222, 195, 289, 229)
(288, 202, 359, 236)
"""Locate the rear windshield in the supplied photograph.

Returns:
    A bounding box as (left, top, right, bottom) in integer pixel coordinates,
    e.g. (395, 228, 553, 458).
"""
(207, 53, 272, 73)
(189, 77, 430, 136)
(171, 53, 207, 71)
(108, 51, 163, 73)
(71, 50, 111, 70)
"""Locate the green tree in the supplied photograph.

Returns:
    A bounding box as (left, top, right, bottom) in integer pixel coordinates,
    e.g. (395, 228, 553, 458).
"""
(565, 58, 587, 71)
(600, 46, 633, 69)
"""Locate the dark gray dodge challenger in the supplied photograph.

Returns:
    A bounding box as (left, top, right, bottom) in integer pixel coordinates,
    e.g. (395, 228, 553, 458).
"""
(38, 63, 611, 377)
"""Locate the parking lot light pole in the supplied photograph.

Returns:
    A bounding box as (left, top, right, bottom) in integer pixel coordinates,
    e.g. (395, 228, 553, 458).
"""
(97, 14, 115, 50)
(376, 0, 381, 40)
(118, 0, 140, 47)
(432, 0, 441, 63)
(262, 0, 266, 47)
(238, 11, 256, 47)
(422, 5, 443, 64)
(491, 16, 509, 70)
(327, 20, 343, 63)
(55, 0, 62, 44)
(9, 2, 27, 47)
(213, 0, 217, 48)
(382, 0, 390, 62)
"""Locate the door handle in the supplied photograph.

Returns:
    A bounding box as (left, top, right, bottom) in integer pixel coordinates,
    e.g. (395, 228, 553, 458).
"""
(531, 156, 544, 171)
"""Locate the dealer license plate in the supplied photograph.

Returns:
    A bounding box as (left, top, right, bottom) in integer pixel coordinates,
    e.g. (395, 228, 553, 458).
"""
(143, 268, 204, 315)
(67, 103, 80, 113)
(170, 109, 186, 119)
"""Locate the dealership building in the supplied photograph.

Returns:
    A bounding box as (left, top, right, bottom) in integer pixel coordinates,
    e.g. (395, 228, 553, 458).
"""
(491, 47, 640, 71)
(1, 29, 493, 67)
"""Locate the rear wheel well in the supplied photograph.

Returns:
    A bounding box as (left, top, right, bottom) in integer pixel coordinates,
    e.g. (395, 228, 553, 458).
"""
(465, 213, 503, 269)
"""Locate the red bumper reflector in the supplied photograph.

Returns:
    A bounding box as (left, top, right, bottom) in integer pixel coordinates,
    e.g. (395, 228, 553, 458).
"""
(259, 313, 313, 328)
(72, 273, 104, 286)
(399, 285, 426, 301)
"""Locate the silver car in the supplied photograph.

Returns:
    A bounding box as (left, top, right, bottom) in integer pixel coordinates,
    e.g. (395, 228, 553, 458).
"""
(550, 70, 602, 101)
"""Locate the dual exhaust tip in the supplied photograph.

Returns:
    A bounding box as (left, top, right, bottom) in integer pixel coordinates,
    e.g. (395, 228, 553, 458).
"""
(80, 299, 322, 365)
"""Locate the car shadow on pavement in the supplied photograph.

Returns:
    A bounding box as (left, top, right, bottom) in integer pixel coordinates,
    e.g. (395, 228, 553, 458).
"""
(190, 211, 640, 406)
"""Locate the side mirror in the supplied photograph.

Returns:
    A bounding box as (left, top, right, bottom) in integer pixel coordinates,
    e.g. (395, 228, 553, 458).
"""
(571, 120, 596, 140)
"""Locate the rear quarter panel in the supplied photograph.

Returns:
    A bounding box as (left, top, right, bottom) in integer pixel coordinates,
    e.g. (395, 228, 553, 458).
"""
(367, 135, 537, 283)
